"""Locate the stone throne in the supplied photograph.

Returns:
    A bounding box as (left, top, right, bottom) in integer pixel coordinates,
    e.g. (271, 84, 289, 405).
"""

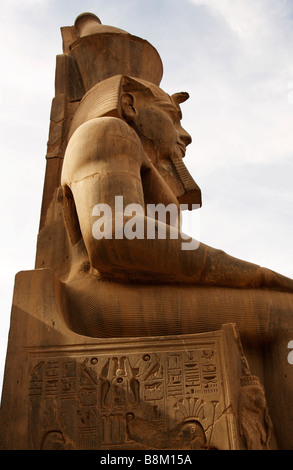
(0, 13, 292, 450)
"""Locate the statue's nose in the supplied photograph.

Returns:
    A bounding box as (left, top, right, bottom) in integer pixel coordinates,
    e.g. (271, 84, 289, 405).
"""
(180, 129, 192, 147)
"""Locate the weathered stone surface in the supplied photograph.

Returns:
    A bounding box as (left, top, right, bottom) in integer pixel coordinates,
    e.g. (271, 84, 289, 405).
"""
(0, 269, 274, 450)
(1, 12, 293, 450)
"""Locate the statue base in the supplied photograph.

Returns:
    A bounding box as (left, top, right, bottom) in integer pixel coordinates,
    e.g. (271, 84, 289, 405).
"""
(0, 268, 278, 450)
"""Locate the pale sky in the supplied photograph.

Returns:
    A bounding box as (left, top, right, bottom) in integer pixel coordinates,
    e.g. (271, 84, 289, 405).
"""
(0, 0, 293, 394)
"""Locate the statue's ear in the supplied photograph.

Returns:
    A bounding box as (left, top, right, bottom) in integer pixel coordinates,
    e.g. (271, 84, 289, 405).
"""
(121, 92, 136, 122)
(171, 92, 189, 119)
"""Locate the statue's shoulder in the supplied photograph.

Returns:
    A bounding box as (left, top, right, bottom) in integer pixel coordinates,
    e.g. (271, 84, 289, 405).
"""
(62, 117, 142, 185)
(70, 116, 140, 147)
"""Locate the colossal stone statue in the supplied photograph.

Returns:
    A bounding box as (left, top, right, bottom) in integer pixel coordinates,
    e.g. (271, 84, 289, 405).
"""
(0, 12, 292, 450)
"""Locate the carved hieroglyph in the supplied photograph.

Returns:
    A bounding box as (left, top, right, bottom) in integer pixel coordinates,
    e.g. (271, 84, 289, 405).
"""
(12, 323, 271, 450)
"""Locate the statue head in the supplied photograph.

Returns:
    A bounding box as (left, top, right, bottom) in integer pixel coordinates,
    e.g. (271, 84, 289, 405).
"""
(67, 74, 201, 209)
(68, 74, 191, 162)
(239, 375, 267, 413)
(120, 77, 192, 165)
(179, 419, 205, 437)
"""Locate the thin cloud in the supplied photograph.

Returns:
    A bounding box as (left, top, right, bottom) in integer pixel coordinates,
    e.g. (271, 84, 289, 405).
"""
(180, 0, 293, 175)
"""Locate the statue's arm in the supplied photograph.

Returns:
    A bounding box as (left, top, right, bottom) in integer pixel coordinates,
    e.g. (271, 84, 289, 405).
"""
(61, 116, 207, 283)
(61, 116, 293, 290)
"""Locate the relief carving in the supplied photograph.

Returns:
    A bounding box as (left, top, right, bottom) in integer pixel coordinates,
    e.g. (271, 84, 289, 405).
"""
(239, 375, 273, 450)
(24, 325, 261, 450)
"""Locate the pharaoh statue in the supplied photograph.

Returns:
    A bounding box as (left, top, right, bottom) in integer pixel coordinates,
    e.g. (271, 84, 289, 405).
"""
(1, 12, 293, 450)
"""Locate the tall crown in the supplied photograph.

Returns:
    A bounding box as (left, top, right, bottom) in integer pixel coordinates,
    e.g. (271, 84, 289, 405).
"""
(240, 374, 262, 388)
(60, 12, 163, 92)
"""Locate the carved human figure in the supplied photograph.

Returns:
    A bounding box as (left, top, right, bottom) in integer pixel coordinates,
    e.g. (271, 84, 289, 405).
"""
(239, 378, 273, 450)
(61, 75, 293, 292)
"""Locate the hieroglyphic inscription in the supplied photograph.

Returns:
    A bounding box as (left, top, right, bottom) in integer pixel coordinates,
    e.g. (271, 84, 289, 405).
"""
(26, 339, 231, 450)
